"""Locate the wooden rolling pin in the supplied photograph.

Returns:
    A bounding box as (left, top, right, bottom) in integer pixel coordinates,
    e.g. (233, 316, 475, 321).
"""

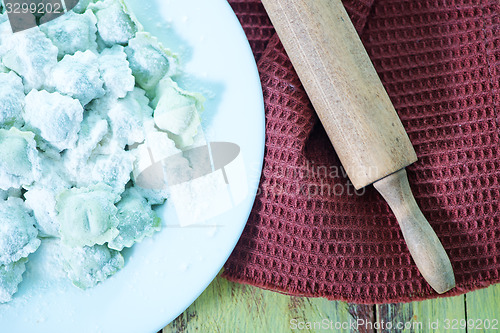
(261, 0, 455, 293)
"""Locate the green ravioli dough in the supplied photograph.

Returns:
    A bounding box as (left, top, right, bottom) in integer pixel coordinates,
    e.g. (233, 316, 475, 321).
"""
(41, 9, 98, 60)
(0, 128, 41, 190)
(131, 129, 179, 205)
(60, 244, 124, 289)
(0, 198, 40, 266)
(0, 72, 25, 129)
(104, 87, 153, 149)
(74, 148, 135, 195)
(56, 184, 120, 247)
(23, 90, 84, 152)
(24, 155, 71, 238)
(98, 45, 135, 98)
(90, 0, 139, 47)
(1, 28, 58, 93)
(125, 32, 177, 92)
(63, 111, 109, 176)
(108, 188, 161, 251)
(46, 50, 105, 106)
(152, 77, 205, 148)
(72, 0, 93, 14)
(0, 258, 28, 303)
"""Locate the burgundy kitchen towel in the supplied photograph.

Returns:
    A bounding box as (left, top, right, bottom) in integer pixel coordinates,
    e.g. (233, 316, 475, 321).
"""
(223, 0, 500, 303)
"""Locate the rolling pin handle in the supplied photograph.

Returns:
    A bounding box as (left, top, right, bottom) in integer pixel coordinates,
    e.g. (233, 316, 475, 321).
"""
(373, 169, 456, 294)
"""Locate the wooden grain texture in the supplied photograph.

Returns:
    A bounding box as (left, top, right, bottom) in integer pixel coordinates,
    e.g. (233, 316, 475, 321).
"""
(465, 284, 500, 333)
(376, 294, 466, 333)
(260, 0, 417, 189)
(373, 169, 455, 294)
(163, 275, 499, 333)
(163, 272, 375, 333)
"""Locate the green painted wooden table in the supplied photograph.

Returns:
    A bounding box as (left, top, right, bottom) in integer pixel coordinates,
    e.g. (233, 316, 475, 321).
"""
(162, 274, 499, 332)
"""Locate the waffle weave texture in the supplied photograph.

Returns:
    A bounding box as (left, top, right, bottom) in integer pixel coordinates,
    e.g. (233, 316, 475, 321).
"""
(223, 0, 500, 303)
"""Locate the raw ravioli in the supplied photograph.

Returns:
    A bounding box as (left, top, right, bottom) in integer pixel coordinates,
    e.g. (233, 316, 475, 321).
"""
(41, 10, 98, 59)
(153, 77, 205, 148)
(108, 188, 161, 250)
(56, 184, 120, 247)
(24, 156, 71, 238)
(63, 112, 109, 175)
(0, 0, 207, 301)
(59, 244, 124, 289)
(72, 0, 93, 13)
(90, 0, 139, 47)
(0, 198, 40, 266)
(23, 90, 84, 152)
(0, 128, 41, 190)
(1, 28, 58, 93)
(0, 258, 28, 303)
(0, 72, 25, 129)
(98, 45, 135, 98)
(132, 129, 180, 205)
(75, 149, 135, 195)
(46, 50, 105, 106)
(125, 32, 177, 92)
(25, 187, 62, 238)
(104, 87, 153, 149)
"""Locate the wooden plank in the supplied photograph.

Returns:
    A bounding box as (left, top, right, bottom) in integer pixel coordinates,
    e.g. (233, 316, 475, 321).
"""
(465, 284, 500, 333)
(376, 294, 466, 333)
(163, 273, 375, 332)
(163, 273, 499, 332)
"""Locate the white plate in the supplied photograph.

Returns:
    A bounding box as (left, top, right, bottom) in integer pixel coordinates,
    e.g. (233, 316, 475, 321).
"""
(0, 1, 265, 332)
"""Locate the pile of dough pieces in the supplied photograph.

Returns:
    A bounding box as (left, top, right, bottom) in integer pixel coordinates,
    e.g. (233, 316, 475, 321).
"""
(0, 0, 204, 303)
